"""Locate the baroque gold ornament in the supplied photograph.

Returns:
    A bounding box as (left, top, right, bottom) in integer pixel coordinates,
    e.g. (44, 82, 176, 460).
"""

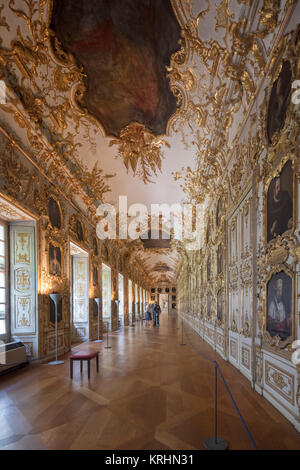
(109, 123, 170, 184)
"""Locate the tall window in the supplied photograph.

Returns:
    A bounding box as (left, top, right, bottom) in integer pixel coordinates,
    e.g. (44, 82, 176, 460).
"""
(0, 222, 7, 337)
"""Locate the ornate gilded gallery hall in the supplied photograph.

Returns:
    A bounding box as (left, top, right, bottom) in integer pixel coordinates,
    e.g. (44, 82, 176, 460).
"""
(0, 0, 299, 452)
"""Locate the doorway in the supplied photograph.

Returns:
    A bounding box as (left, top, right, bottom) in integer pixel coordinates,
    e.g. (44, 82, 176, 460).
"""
(0, 196, 37, 354)
(70, 242, 89, 344)
(159, 293, 168, 314)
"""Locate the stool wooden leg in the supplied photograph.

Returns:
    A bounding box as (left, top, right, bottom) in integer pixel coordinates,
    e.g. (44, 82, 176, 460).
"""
(70, 359, 73, 379)
(88, 359, 90, 379)
(96, 353, 99, 373)
(80, 360, 83, 374)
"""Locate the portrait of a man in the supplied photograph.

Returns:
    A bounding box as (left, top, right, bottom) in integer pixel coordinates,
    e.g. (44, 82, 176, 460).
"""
(267, 60, 292, 144)
(267, 271, 292, 340)
(49, 243, 62, 277)
(76, 221, 84, 242)
(267, 160, 293, 242)
(47, 197, 61, 229)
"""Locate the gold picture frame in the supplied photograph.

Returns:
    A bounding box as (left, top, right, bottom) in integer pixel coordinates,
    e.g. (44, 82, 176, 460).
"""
(264, 154, 297, 246)
(47, 240, 63, 278)
(47, 194, 63, 230)
(263, 264, 294, 349)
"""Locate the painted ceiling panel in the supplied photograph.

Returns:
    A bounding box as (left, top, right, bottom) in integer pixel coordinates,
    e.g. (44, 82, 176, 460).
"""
(51, 0, 181, 138)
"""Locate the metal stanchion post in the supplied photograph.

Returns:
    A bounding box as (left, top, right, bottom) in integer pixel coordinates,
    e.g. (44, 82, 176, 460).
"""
(104, 321, 112, 349)
(203, 362, 228, 450)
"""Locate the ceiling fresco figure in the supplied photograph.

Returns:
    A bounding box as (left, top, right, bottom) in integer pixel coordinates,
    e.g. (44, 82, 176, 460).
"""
(51, 0, 181, 138)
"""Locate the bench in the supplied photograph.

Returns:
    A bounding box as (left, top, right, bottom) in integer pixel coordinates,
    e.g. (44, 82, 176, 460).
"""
(69, 351, 99, 379)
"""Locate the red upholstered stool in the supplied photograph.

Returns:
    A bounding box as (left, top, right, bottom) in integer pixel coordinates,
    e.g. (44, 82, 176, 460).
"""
(69, 351, 99, 379)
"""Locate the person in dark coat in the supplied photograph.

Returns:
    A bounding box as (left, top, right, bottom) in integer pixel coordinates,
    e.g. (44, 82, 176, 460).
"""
(153, 302, 161, 327)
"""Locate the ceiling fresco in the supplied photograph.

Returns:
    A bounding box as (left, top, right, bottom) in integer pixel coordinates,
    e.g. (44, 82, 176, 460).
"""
(51, 0, 181, 139)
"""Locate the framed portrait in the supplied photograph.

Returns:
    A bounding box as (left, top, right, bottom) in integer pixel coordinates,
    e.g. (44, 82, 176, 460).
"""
(217, 244, 223, 274)
(50, 297, 62, 324)
(216, 197, 222, 228)
(217, 290, 223, 322)
(267, 270, 292, 341)
(93, 266, 98, 286)
(267, 60, 292, 144)
(207, 293, 211, 318)
(172, 287, 176, 292)
(47, 197, 62, 229)
(93, 237, 98, 256)
(267, 159, 293, 243)
(165, 287, 170, 293)
(76, 220, 84, 242)
(172, 295, 176, 301)
(207, 256, 211, 281)
(151, 295, 155, 301)
(158, 288, 162, 293)
(151, 288, 156, 293)
(49, 243, 62, 277)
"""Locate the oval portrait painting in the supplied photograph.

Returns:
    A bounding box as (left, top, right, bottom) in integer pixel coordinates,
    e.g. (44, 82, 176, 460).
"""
(47, 197, 61, 229)
(267, 160, 293, 243)
(76, 220, 84, 242)
(267, 60, 292, 144)
(267, 271, 292, 341)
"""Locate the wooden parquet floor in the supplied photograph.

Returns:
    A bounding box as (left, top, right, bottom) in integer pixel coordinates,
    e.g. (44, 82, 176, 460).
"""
(0, 314, 299, 450)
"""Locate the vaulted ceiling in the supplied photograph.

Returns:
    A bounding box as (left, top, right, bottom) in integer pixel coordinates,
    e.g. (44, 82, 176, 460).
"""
(0, 0, 298, 285)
